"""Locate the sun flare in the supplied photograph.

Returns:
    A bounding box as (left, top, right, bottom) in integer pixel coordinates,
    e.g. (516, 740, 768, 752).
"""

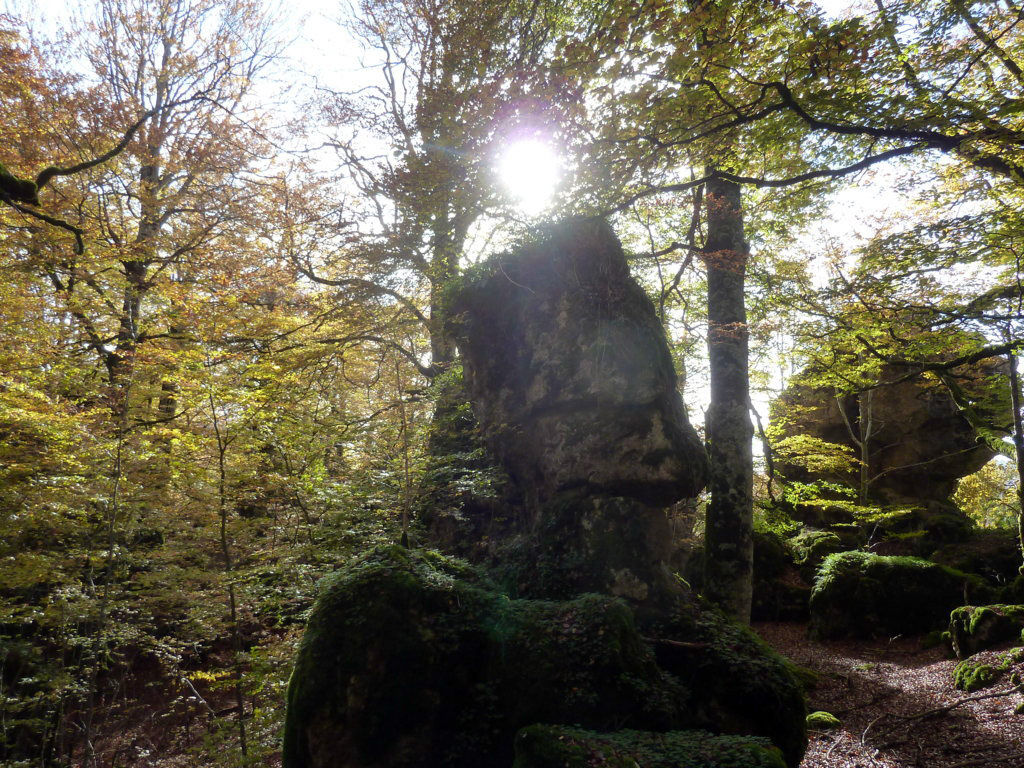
(496, 139, 561, 215)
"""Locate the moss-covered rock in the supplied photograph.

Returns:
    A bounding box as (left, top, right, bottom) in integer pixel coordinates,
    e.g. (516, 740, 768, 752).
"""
(809, 551, 991, 639)
(952, 648, 1024, 692)
(746, 528, 823, 621)
(512, 725, 787, 768)
(949, 604, 1024, 659)
(952, 658, 999, 692)
(805, 711, 841, 730)
(650, 604, 808, 767)
(284, 546, 807, 768)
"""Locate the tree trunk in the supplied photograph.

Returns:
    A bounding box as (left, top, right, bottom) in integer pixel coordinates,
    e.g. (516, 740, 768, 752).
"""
(1007, 349, 1024, 573)
(702, 173, 754, 623)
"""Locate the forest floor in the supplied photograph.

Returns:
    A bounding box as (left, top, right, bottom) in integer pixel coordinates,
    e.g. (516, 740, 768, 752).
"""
(755, 622, 1024, 768)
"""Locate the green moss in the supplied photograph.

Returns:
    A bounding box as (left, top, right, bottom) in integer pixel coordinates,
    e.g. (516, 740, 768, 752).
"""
(512, 725, 787, 768)
(787, 529, 844, 577)
(952, 648, 1024, 692)
(809, 551, 991, 639)
(788, 665, 820, 693)
(952, 659, 997, 692)
(651, 604, 808, 767)
(282, 546, 497, 768)
(805, 711, 841, 730)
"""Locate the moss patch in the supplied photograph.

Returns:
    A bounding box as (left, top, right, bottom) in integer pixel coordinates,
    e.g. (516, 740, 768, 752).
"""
(952, 659, 998, 692)
(512, 725, 787, 768)
(787, 529, 844, 579)
(809, 551, 991, 639)
(952, 648, 1024, 692)
(650, 603, 808, 767)
(805, 711, 841, 730)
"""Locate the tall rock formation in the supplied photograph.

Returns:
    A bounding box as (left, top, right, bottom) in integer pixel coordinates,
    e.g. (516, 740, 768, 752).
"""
(449, 218, 706, 607)
(451, 218, 705, 506)
(283, 220, 807, 768)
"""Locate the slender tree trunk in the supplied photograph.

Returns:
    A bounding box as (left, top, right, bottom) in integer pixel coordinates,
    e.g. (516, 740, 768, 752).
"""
(858, 387, 874, 505)
(1007, 350, 1024, 572)
(701, 173, 754, 623)
(209, 395, 248, 761)
(427, 213, 470, 374)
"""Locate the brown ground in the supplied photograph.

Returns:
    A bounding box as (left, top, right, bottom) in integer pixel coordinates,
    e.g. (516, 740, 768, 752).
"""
(754, 623, 1024, 768)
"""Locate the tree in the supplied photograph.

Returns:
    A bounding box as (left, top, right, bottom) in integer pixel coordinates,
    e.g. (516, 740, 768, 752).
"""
(301, 0, 568, 377)
(702, 174, 754, 620)
(554, 0, 827, 620)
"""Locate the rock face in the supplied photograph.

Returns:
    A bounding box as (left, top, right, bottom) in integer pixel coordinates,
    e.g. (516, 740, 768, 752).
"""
(773, 362, 1007, 506)
(451, 218, 706, 507)
(448, 219, 706, 606)
(949, 604, 1024, 659)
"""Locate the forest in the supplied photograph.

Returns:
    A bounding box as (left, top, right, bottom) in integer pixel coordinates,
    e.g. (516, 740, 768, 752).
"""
(1, 0, 1023, 766)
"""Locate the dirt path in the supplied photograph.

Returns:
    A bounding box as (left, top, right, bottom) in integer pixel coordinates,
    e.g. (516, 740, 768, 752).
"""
(754, 622, 1024, 768)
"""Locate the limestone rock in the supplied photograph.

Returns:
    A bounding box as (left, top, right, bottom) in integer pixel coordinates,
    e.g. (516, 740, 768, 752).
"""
(773, 361, 1008, 506)
(451, 218, 706, 507)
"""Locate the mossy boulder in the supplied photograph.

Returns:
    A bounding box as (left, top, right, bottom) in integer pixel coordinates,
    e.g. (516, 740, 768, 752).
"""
(284, 546, 807, 768)
(512, 725, 787, 768)
(952, 657, 999, 692)
(749, 531, 811, 622)
(952, 647, 1024, 692)
(809, 551, 991, 639)
(805, 711, 841, 730)
(649, 604, 807, 766)
(949, 604, 1024, 659)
